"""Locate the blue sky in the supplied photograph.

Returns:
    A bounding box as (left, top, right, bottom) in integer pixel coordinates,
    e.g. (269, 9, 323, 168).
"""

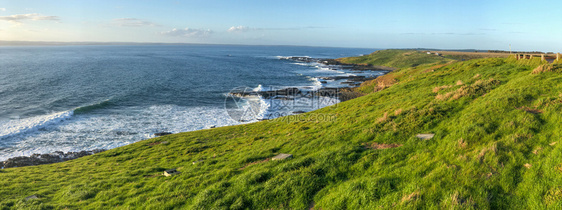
(0, 0, 561, 51)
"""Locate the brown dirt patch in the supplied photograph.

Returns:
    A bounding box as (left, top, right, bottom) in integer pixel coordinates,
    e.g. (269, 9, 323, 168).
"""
(147, 142, 163, 146)
(240, 158, 270, 170)
(436, 92, 453, 100)
(401, 191, 420, 203)
(376, 112, 389, 123)
(433, 85, 452, 93)
(364, 142, 402, 150)
(516, 106, 543, 114)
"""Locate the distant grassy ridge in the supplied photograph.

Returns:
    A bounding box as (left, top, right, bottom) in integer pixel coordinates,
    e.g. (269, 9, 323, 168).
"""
(4, 50, 562, 209)
(337, 49, 452, 68)
(436, 51, 512, 60)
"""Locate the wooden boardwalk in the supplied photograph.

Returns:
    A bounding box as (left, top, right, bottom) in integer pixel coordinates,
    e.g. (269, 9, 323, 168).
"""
(515, 53, 560, 63)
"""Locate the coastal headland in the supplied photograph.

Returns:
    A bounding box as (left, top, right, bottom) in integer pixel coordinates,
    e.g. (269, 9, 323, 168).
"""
(2, 49, 562, 209)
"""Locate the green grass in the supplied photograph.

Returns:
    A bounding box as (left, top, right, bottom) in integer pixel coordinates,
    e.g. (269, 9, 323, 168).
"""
(2, 50, 562, 209)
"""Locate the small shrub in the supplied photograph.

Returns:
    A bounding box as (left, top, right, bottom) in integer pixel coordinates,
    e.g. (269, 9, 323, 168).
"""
(532, 64, 562, 74)
(437, 78, 500, 101)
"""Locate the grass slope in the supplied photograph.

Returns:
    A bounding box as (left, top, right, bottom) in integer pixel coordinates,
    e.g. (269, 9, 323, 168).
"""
(3, 51, 562, 209)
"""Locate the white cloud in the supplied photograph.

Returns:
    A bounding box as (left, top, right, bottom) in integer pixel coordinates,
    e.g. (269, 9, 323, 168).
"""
(113, 18, 159, 27)
(0, 8, 6, 12)
(161, 27, 213, 38)
(228, 26, 252, 33)
(227, 25, 327, 33)
(0, 13, 59, 23)
(400, 32, 485, 36)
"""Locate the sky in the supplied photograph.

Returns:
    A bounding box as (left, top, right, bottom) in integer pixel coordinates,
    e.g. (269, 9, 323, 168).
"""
(0, 0, 561, 51)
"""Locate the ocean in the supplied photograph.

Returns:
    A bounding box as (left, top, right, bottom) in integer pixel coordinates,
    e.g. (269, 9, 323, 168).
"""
(0, 44, 380, 161)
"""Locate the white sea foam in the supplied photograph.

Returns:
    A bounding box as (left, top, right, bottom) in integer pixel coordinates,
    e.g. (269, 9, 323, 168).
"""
(0, 105, 241, 161)
(275, 55, 310, 60)
(0, 110, 74, 140)
(255, 96, 272, 120)
(291, 62, 313, 66)
(306, 77, 323, 91)
(253, 84, 264, 92)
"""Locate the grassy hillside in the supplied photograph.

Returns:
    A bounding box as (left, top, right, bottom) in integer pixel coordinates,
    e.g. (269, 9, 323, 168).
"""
(337, 49, 452, 68)
(3, 50, 562, 209)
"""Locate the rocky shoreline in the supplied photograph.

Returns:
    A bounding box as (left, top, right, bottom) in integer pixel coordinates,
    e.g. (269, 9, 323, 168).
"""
(1, 149, 106, 169)
(281, 56, 397, 71)
(229, 56, 393, 101)
(280, 56, 394, 87)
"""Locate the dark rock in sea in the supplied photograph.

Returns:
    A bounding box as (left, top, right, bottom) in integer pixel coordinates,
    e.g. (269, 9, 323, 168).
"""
(316, 88, 340, 97)
(292, 111, 307, 114)
(320, 59, 342, 65)
(154, 132, 173, 137)
(230, 87, 302, 99)
(114, 131, 138, 136)
(1, 149, 106, 169)
(271, 87, 301, 96)
(340, 81, 361, 86)
(280, 56, 315, 62)
(229, 86, 354, 100)
(282, 57, 396, 72)
(319, 75, 366, 81)
(273, 96, 296, 100)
